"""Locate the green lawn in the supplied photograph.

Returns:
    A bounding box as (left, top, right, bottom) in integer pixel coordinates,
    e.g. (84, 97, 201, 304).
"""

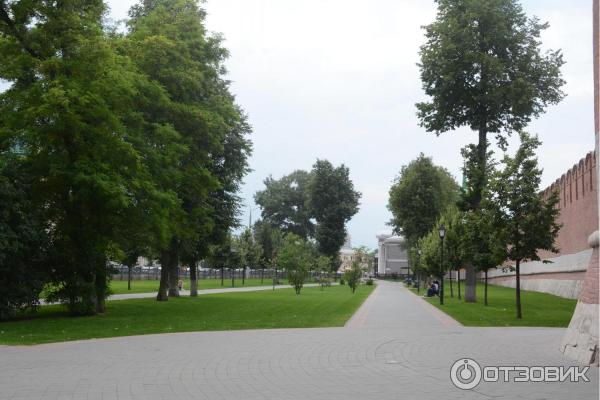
(0, 285, 374, 345)
(408, 281, 576, 327)
(110, 278, 274, 294)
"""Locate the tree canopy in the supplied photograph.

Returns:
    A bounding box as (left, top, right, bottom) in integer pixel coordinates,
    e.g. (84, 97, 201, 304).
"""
(387, 153, 459, 247)
(309, 160, 361, 268)
(254, 170, 314, 240)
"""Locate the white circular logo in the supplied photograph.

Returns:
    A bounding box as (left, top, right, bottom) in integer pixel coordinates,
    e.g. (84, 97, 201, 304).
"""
(450, 358, 482, 390)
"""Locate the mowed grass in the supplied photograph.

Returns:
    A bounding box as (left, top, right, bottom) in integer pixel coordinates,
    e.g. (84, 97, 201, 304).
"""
(409, 282, 576, 327)
(110, 278, 273, 294)
(0, 285, 374, 345)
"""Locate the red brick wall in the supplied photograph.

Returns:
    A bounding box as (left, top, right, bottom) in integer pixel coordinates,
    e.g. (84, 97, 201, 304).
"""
(580, 0, 599, 306)
(537, 152, 598, 259)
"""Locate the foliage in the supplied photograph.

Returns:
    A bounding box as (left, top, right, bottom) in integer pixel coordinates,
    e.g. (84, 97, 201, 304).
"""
(344, 249, 367, 293)
(417, 0, 565, 149)
(278, 234, 313, 295)
(308, 160, 361, 267)
(254, 170, 314, 239)
(0, 157, 51, 320)
(417, 0, 565, 301)
(0, 0, 180, 314)
(237, 228, 262, 271)
(126, 0, 251, 301)
(253, 220, 283, 270)
(388, 153, 459, 246)
(487, 132, 560, 318)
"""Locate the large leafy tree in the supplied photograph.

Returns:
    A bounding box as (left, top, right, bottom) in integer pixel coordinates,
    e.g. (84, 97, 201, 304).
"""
(0, 155, 51, 320)
(488, 132, 560, 318)
(417, 0, 565, 301)
(308, 160, 361, 270)
(254, 170, 314, 240)
(126, 0, 251, 300)
(388, 153, 459, 247)
(0, 0, 176, 314)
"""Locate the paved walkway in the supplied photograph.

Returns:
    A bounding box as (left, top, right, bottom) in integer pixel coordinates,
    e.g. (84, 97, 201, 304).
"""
(107, 282, 335, 301)
(1, 281, 597, 400)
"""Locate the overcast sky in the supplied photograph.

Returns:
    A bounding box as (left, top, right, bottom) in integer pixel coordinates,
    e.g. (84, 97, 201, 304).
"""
(5, 0, 594, 249)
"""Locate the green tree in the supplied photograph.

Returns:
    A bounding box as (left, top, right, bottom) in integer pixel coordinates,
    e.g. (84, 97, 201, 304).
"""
(488, 132, 560, 318)
(344, 248, 367, 293)
(0, 0, 179, 315)
(438, 206, 466, 299)
(238, 228, 262, 285)
(253, 220, 283, 283)
(0, 155, 51, 320)
(388, 153, 459, 247)
(309, 160, 361, 269)
(126, 0, 251, 300)
(278, 234, 312, 295)
(255, 170, 314, 239)
(417, 0, 565, 302)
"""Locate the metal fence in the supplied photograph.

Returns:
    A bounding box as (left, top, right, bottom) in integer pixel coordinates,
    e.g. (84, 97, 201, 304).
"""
(111, 266, 340, 282)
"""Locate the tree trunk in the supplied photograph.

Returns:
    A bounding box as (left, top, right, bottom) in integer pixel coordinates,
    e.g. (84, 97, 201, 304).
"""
(464, 263, 477, 302)
(168, 263, 179, 297)
(190, 262, 198, 297)
(449, 268, 453, 298)
(484, 269, 488, 306)
(128, 265, 132, 291)
(465, 126, 488, 302)
(157, 250, 170, 301)
(242, 267, 245, 285)
(94, 266, 107, 314)
(516, 260, 522, 319)
(457, 268, 461, 300)
(221, 266, 224, 286)
(261, 267, 264, 283)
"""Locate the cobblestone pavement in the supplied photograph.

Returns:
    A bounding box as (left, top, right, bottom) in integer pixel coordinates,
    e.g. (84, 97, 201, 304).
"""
(1, 281, 597, 400)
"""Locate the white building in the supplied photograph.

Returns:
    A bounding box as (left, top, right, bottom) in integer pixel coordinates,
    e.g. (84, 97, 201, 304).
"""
(376, 232, 409, 276)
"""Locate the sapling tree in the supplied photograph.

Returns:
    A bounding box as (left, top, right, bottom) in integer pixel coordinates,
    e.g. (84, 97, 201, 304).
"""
(278, 234, 312, 295)
(489, 132, 560, 318)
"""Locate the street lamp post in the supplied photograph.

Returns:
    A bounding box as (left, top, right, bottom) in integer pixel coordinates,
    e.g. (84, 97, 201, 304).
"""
(438, 224, 446, 305)
(417, 249, 422, 294)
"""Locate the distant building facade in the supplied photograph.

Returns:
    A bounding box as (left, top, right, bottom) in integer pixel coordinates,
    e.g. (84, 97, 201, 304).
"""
(376, 232, 409, 276)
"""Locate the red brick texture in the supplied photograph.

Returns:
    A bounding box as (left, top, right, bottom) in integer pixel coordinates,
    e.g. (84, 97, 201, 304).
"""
(536, 153, 598, 260)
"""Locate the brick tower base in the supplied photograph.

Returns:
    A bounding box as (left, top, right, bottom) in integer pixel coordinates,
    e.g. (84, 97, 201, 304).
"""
(560, 232, 599, 365)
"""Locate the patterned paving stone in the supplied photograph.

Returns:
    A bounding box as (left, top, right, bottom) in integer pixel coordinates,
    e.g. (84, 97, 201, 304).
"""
(0, 281, 597, 400)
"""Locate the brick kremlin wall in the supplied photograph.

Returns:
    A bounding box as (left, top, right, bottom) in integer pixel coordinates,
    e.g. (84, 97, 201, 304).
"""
(486, 152, 598, 299)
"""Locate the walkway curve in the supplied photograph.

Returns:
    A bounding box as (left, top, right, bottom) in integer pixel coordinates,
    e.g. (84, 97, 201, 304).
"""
(1, 280, 597, 400)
